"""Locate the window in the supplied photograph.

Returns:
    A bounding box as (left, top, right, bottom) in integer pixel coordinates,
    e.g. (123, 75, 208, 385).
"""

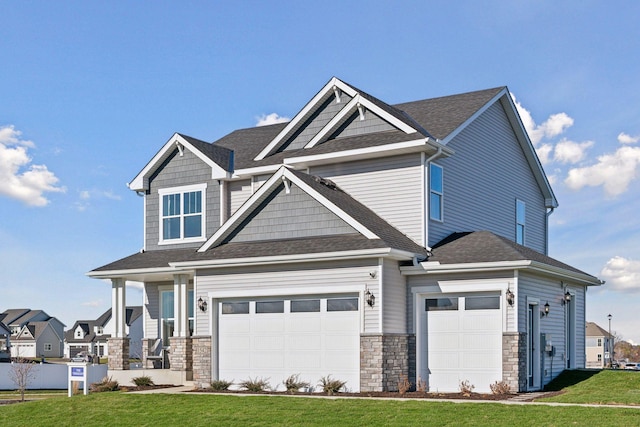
(44, 343, 52, 351)
(597, 338, 602, 347)
(95, 326, 104, 335)
(75, 328, 83, 339)
(327, 298, 359, 312)
(256, 301, 284, 314)
(425, 297, 458, 311)
(516, 199, 526, 245)
(291, 299, 320, 313)
(221, 302, 250, 314)
(597, 354, 602, 362)
(161, 290, 174, 346)
(465, 296, 500, 310)
(159, 184, 206, 243)
(430, 163, 443, 221)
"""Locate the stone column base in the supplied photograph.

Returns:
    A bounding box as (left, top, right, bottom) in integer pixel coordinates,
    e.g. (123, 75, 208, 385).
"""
(360, 334, 409, 392)
(502, 332, 527, 392)
(108, 337, 130, 370)
(169, 337, 192, 373)
(192, 336, 212, 389)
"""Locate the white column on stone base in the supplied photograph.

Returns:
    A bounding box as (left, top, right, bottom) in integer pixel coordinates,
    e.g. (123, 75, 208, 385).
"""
(173, 274, 189, 337)
(111, 278, 126, 338)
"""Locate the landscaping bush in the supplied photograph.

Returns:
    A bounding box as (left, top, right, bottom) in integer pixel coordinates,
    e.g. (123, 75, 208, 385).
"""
(132, 376, 154, 387)
(239, 377, 270, 392)
(416, 376, 427, 393)
(283, 374, 310, 394)
(210, 379, 234, 391)
(489, 380, 512, 395)
(459, 380, 475, 396)
(397, 375, 412, 395)
(319, 375, 346, 395)
(90, 376, 120, 392)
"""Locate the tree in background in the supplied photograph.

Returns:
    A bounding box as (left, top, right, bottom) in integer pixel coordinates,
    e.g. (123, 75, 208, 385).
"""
(8, 357, 36, 401)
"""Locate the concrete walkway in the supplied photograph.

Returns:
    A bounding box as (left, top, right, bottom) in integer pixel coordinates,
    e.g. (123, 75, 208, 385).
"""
(128, 387, 640, 409)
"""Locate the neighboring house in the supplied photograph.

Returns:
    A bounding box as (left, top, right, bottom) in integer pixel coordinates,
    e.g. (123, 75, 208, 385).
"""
(0, 309, 65, 358)
(586, 321, 614, 368)
(0, 321, 9, 356)
(64, 306, 143, 359)
(88, 77, 602, 393)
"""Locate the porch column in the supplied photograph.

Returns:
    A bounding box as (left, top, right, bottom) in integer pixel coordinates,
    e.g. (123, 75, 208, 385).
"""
(169, 274, 192, 375)
(108, 278, 129, 370)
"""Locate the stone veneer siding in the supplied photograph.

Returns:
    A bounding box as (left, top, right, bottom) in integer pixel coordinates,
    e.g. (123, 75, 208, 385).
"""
(502, 332, 527, 392)
(360, 334, 409, 392)
(169, 337, 193, 373)
(107, 337, 130, 370)
(192, 336, 212, 389)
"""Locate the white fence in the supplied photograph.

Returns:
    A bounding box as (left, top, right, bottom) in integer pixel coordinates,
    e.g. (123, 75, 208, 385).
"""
(0, 362, 108, 390)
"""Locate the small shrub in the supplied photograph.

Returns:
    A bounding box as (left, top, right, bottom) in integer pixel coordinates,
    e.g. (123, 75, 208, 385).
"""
(489, 380, 512, 395)
(210, 379, 233, 391)
(239, 377, 270, 392)
(416, 376, 427, 393)
(132, 376, 154, 387)
(283, 374, 310, 394)
(397, 375, 412, 395)
(319, 375, 346, 395)
(459, 379, 475, 396)
(90, 376, 120, 392)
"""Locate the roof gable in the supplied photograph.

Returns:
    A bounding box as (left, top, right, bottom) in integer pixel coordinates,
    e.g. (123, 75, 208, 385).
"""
(253, 77, 425, 161)
(129, 133, 233, 191)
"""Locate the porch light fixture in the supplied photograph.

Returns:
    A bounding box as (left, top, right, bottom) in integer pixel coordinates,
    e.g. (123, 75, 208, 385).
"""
(365, 288, 375, 307)
(506, 289, 515, 306)
(543, 302, 550, 316)
(563, 291, 572, 304)
(198, 297, 208, 312)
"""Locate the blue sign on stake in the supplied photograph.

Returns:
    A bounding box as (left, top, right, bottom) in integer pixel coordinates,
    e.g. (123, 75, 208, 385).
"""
(71, 367, 84, 377)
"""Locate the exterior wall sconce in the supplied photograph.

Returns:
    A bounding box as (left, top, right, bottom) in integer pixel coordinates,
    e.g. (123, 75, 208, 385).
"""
(563, 291, 572, 304)
(365, 288, 375, 307)
(506, 289, 515, 306)
(543, 302, 550, 316)
(198, 297, 208, 312)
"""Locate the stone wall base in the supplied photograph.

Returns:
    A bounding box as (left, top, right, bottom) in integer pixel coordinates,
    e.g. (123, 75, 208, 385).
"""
(107, 337, 130, 370)
(169, 337, 192, 373)
(192, 336, 212, 389)
(360, 334, 409, 392)
(502, 332, 527, 392)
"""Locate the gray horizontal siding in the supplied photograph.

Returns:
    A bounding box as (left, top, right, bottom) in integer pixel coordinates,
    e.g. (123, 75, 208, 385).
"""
(146, 148, 221, 251)
(228, 183, 357, 243)
(311, 154, 423, 245)
(381, 258, 406, 334)
(228, 179, 252, 216)
(429, 102, 547, 253)
(329, 110, 395, 140)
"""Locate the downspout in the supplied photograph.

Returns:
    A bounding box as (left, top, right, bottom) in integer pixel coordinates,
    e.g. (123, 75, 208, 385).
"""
(545, 207, 555, 255)
(422, 145, 443, 251)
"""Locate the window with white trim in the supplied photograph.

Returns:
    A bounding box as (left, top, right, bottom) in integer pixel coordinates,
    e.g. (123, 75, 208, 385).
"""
(516, 199, 525, 245)
(44, 343, 52, 351)
(159, 184, 206, 244)
(430, 163, 443, 221)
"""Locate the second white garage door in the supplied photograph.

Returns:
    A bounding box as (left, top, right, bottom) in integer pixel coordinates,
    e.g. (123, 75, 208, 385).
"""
(218, 296, 360, 392)
(425, 294, 503, 393)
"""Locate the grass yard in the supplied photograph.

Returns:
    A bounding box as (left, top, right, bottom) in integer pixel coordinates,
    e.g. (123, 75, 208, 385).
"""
(1, 370, 639, 426)
(2, 393, 640, 427)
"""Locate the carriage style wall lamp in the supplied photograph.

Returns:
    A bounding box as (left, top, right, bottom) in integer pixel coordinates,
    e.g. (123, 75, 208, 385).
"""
(506, 288, 515, 306)
(365, 288, 376, 307)
(198, 297, 208, 312)
(563, 291, 572, 304)
(543, 301, 550, 316)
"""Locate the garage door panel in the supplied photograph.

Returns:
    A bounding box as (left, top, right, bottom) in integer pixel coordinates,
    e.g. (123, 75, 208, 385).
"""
(253, 352, 285, 369)
(287, 317, 321, 332)
(254, 335, 284, 350)
(288, 352, 322, 368)
(426, 295, 502, 393)
(220, 352, 251, 369)
(288, 335, 323, 350)
(254, 318, 285, 332)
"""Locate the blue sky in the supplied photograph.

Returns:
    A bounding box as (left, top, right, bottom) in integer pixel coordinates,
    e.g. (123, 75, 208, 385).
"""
(1, 1, 639, 344)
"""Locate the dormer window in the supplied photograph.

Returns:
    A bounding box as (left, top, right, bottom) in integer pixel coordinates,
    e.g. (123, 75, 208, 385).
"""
(95, 326, 104, 335)
(159, 184, 207, 244)
(75, 328, 83, 339)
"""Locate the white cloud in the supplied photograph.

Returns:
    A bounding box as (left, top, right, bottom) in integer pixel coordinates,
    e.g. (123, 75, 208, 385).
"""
(565, 146, 640, 196)
(511, 94, 573, 145)
(81, 299, 103, 307)
(553, 139, 594, 164)
(618, 132, 640, 144)
(536, 143, 554, 164)
(256, 113, 290, 127)
(76, 189, 122, 211)
(0, 125, 65, 207)
(600, 256, 640, 292)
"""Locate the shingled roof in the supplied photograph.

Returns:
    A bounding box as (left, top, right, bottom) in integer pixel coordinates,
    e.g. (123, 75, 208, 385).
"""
(429, 231, 597, 279)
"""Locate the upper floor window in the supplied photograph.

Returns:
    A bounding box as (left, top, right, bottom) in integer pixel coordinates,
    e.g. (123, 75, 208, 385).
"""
(159, 184, 206, 244)
(516, 199, 525, 245)
(75, 328, 83, 339)
(597, 338, 602, 347)
(95, 326, 104, 335)
(430, 163, 443, 221)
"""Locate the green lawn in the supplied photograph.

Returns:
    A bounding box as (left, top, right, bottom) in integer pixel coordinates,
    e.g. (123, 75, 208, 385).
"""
(1, 370, 639, 426)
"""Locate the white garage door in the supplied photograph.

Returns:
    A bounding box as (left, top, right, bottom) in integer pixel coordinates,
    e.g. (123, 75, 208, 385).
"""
(218, 296, 360, 392)
(425, 294, 502, 393)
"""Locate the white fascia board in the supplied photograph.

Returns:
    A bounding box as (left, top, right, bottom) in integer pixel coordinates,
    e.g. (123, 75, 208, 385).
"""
(285, 138, 452, 168)
(400, 259, 600, 286)
(86, 266, 181, 279)
(128, 133, 228, 191)
(438, 89, 507, 146)
(232, 164, 282, 179)
(254, 78, 358, 161)
(173, 248, 415, 269)
(304, 94, 417, 150)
